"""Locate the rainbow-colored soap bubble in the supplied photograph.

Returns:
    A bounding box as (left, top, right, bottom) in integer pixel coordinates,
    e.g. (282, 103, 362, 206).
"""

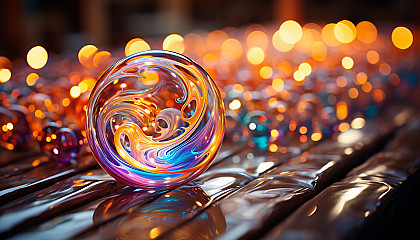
(86, 50, 225, 189)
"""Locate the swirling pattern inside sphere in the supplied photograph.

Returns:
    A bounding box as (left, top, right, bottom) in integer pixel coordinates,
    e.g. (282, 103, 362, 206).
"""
(86, 50, 225, 189)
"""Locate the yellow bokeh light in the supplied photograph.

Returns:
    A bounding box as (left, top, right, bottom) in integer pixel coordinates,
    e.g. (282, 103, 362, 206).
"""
(78, 81, 88, 93)
(203, 53, 218, 68)
(336, 101, 348, 120)
(351, 117, 366, 129)
(221, 38, 243, 60)
(366, 50, 379, 64)
(247, 31, 268, 49)
(272, 30, 294, 52)
(311, 41, 327, 61)
(247, 47, 265, 65)
(27, 46, 48, 69)
(271, 129, 279, 138)
(232, 84, 244, 93)
(299, 63, 312, 76)
(163, 34, 184, 54)
(272, 78, 284, 92)
(293, 70, 305, 82)
(392, 26, 413, 50)
(34, 109, 44, 119)
(341, 56, 354, 69)
(311, 132, 322, 141)
(279, 20, 303, 44)
(269, 143, 278, 152)
(93, 51, 112, 68)
(78, 45, 98, 67)
(334, 20, 356, 44)
(260, 66, 273, 79)
(356, 72, 368, 85)
(356, 21, 377, 44)
(125, 38, 150, 56)
(229, 99, 241, 110)
(62, 98, 70, 107)
(299, 126, 307, 134)
(81, 77, 97, 91)
(322, 23, 341, 47)
(26, 73, 39, 86)
(0, 68, 11, 83)
(70, 86, 81, 98)
(339, 122, 350, 132)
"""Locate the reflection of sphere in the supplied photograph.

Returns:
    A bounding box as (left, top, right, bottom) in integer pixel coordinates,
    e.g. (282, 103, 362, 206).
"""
(39, 123, 83, 162)
(115, 187, 210, 240)
(168, 205, 227, 239)
(87, 50, 225, 189)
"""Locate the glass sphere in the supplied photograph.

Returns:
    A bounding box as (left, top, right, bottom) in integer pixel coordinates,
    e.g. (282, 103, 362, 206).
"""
(0, 105, 31, 150)
(39, 122, 60, 157)
(51, 128, 83, 162)
(86, 50, 225, 189)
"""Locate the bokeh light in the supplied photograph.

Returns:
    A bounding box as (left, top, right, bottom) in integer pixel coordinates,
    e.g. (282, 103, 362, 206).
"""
(392, 26, 413, 50)
(366, 50, 380, 64)
(272, 78, 284, 91)
(26, 73, 39, 86)
(341, 57, 354, 69)
(27, 46, 48, 69)
(299, 62, 312, 76)
(334, 20, 356, 44)
(322, 23, 341, 47)
(0, 68, 11, 83)
(221, 38, 243, 60)
(125, 38, 151, 56)
(78, 45, 98, 67)
(356, 21, 377, 44)
(247, 31, 268, 50)
(70, 86, 81, 98)
(279, 20, 303, 44)
(247, 47, 265, 65)
(311, 41, 327, 61)
(272, 30, 294, 52)
(163, 34, 185, 54)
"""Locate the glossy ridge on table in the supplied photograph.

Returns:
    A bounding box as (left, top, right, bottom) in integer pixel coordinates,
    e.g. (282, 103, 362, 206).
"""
(263, 119, 420, 240)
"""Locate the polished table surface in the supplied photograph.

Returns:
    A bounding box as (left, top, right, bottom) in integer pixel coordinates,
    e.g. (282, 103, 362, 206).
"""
(1, 108, 420, 240)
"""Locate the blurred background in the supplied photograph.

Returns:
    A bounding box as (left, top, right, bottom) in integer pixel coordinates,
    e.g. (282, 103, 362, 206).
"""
(1, 0, 419, 59)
